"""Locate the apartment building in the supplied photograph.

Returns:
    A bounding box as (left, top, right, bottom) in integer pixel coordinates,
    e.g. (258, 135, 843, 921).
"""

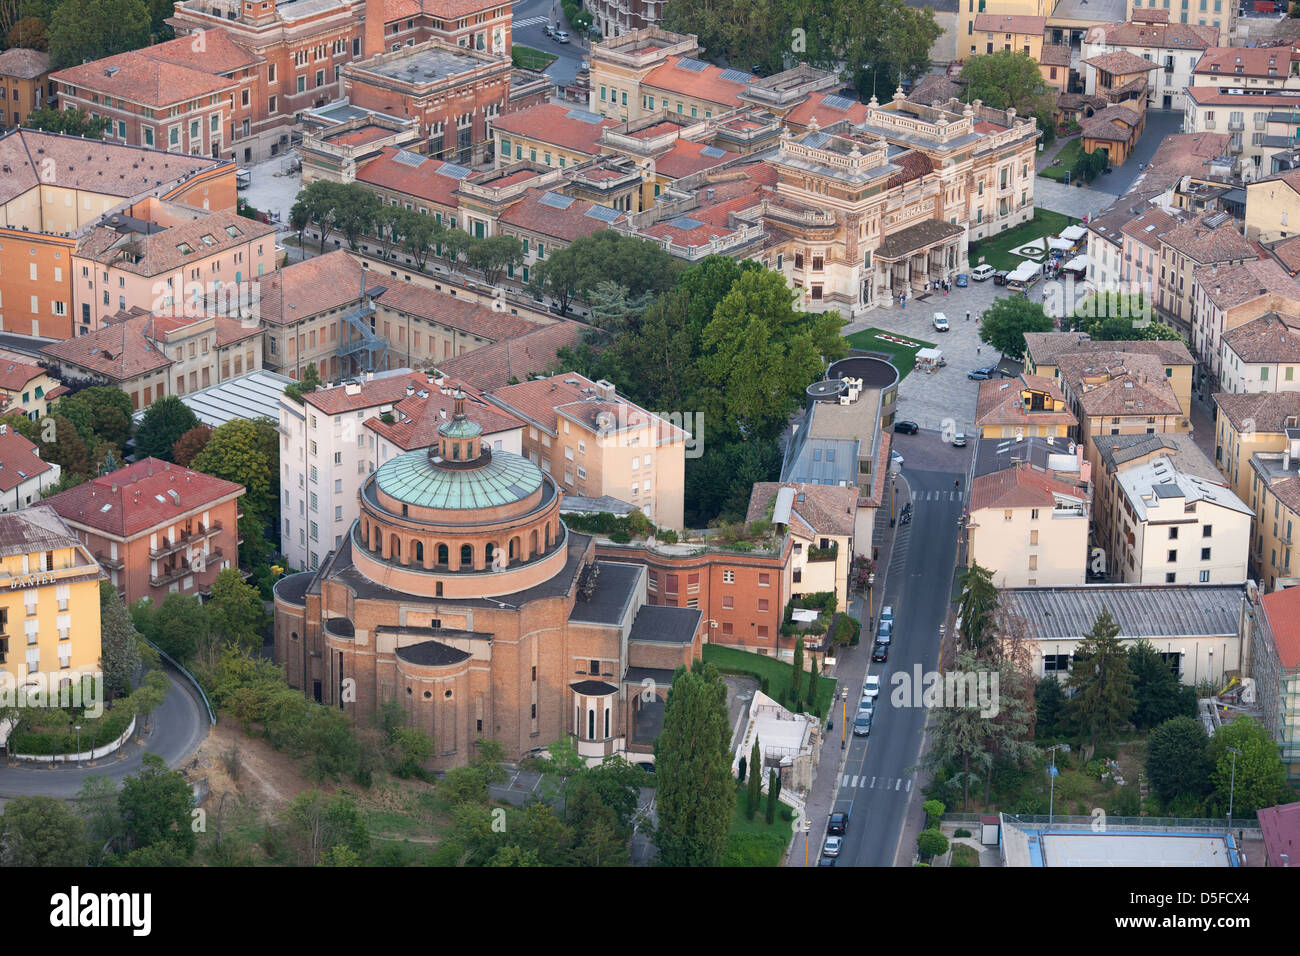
(1119, 206, 1182, 291)
(0, 360, 63, 421)
(1112, 455, 1252, 584)
(1213, 390, 1300, 502)
(747, 483, 857, 612)
(486, 373, 688, 530)
(958, 0, 1048, 62)
(974, 373, 1077, 439)
(0, 48, 54, 130)
(1221, 312, 1300, 394)
(0, 424, 60, 513)
(1247, 433, 1300, 590)
(43, 457, 244, 604)
(491, 103, 618, 171)
(1080, 15, 1218, 112)
(1191, 43, 1300, 94)
(279, 370, 524, 572)
(588, 0, 666, 39)
(1183, 86, 1300, 182)
(71, 200, 278, 335)
(0, 128, 236, 342)
(1126, 0, 1232, 43)
(967, 14, 1046, 62)
(969, 461, 1089, 588)
(1156, 210, 1257, 339)
(1245, 167, 1300, 241)
(0, 506, 102, 690)
(1252, 583, 1300, 778)
(1191, 258, 1300, 394)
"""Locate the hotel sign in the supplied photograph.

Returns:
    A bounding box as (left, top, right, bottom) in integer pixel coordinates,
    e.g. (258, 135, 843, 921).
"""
(9, 573, 55, 589)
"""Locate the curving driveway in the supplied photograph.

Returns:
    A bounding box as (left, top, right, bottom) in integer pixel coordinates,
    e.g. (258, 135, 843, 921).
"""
(0, 664, 211, 799)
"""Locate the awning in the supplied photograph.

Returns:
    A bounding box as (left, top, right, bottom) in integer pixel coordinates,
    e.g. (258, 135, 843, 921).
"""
(1063, 255, 1088, 271)
(916, 347, 943, 362)
(1008, 260, 1041, 282)
(791, 609, 820, 623)
(1048, 237, 1073, 251)
(1060, 225, 1087, 242)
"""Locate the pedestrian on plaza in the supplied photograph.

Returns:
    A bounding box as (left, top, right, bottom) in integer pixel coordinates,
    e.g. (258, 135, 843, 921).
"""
(976, 345, 981, 355)
(966, 309, 971, 322)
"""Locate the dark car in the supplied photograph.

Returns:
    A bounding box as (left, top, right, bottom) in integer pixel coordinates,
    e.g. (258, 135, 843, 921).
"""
(818, 856, 838, 866)
(894, 420, 919, 435)
(828, 811, 848, 836)
(992, 270, 1009, 286)
(872, 642, 889, 662)
(955, 273, 969, 287)
(967, 369, 993, 380)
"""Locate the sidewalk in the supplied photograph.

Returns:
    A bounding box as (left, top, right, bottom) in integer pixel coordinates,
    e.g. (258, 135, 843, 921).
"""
(787, 482, 910, 866)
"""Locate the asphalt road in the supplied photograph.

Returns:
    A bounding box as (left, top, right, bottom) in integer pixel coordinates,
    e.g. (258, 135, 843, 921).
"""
(513, 0, 587, 88)
(831, 457, 964, 867)
(0, 664, 211, 799)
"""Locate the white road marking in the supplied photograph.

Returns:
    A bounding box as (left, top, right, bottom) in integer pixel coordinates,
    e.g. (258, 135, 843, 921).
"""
(841, 773, 850, 787)
(516, 16, 548, 27)
(870, 776, 877, 789)
(895, 779, 902, 791)
(906, 780, 913, 793)
(850, 775, 859, 787)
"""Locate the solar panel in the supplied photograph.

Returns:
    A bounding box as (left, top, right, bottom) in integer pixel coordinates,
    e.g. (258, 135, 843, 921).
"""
(719, 68, 752, 84)
(393, 149, 426, 167)
(823, 93, 859, 111)
(700, 145, 727, 158)
(677, 57, 709, 72)
(667, 216, 703, 230)
(803, 132, 830, 149)
(538, 191, 576, 210)
(564, 108, 605, 125)
(585, 204, 622, 223)
(435, 162, 471, 179)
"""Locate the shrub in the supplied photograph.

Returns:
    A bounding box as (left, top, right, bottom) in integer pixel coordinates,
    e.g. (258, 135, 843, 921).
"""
(922, 799, 945, 830)
(954, 828, 972, 838)
(917, 829, 949, 858)
(1055, 769, 1092, 803)
(658, 529, 678, 544)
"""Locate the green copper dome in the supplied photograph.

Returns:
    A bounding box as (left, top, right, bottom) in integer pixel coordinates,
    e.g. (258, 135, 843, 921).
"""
(438, 416, 482, 440)
(375, 446, 544, 510)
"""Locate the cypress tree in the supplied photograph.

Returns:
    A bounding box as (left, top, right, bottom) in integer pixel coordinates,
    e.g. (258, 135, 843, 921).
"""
(765, 768, 779, 824)
(747, 738, 762, 819)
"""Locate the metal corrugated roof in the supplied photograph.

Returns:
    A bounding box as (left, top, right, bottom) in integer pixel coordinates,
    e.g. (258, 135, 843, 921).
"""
(999, 584, 1245, 640)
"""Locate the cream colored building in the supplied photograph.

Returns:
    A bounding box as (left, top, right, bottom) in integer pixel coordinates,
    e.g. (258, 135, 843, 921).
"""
(1245, 167, 1300, 242)
(1191, 258, 1300, 395)
(1220, 312, 1300, 395)
(747, 483, 856, 612)
(1248, 440, 1300, 592)
(0, 360, 62, 421)
(968, 463, 1090, 588)
(1212, 391, 1300, 504)
(959, 0, 1048, 61)
(487, 373, 688, 530)
(966, 14, 1046, 62)
(1080, 14, 1217, 112)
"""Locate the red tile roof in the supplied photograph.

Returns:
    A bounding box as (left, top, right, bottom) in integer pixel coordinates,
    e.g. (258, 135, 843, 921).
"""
(0, 427, 55, 493)
(655, 138, 739, 179)
(0, 359, 47, 393)
(327, 124, 396, 148)
(975, 374, 1077, 430)
(0, 48, 51, 80)
(490, 102, 617, 155)
(746, 482, 858, 537)
(44, 457, 244, 538)
(1262, 584, 1300, 667)
(52, 51, 235, 108)
(41, 315, 171, 382)
(135, 30, 264, 76)
(489, 372, 681, 441)
(973, 13, 1046, 34)
(784, 93, 870, 130)
(498, 188, 625, 243)
(356, 147, 465, 209)
(971, 465, 1085, 512)
(1257, 800, 1300, 867)
(376, 281, 542, 341)
(363, 376, 525, 449)
(258, 251, 366, 327)
(1083, 51, 1161, 76)
(641, 55, 755, 109)
(1193, 44, 1300, 78)
(434, 321, 590, 390)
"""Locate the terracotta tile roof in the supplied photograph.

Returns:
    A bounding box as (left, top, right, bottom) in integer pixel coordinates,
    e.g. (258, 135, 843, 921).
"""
(40, 315, 171, 382)
(654, 138, 739, 179)
(1120, 207, 1180, 250)
(52, 51, 235, 107)
(641, 55, 755, 109)
(497, 188, 625, 243)
(258, 251, 365, 327)
(906, 74, 965, 106)
(355, 147, 465, 209)
(975, 374, 1077, 429)
(1024, 331, 1194, 367)
(213, 315, 262, 348)
(1058, 92, 1109, 111)
(1057, 351, 1182, 417)
(1260, 584, 1300, 667)
(420, 0, 501, 16)
(1222, 312, 1300, 363)
(974, 13, 1046, 34)
(0, 128, 224, 207)
(363, 376, 524, 449)
(0, 359, 48, 392)
(1163, 212, 1257, 265)
(1257, 800, 1300, 866)
(1265, 234, 1300, 276)
(75, 208, 275, 277)
(1081, 104, 1143, 141)
(135, 30, 263, 75)
(1212, 390, 1300, 433)
(1039, 44, 1072, 67)
(44, 457, 244, 539)
(434, 321, 590, 390)
(375, 281, 541, 341)
(326, 125, 394, 148)
(1193, 258, 1300, 310)
(490, 102, 618, 155)
(0, 427, 55, 493)
(971, 465, 1085, 513)
(1185, 86, 1300, 107)
(488, 372, 683, 442)
(1193, 44, 1300, 78)
(628, 121, 682, 140)
(746, 481, 857, 537)
(784, 93, 870, 130)
(1084, 50, 1161, 75)
(1094, 20, 1218, 49)
(886, 150, 934, 189)
(0, 48, 50, 80)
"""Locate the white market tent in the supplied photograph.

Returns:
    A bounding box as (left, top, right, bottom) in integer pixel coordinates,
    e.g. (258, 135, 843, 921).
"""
(1060, 225, 1087, 242)
(1048, 237, 1073, 251)
(1008, 260, 1041, 282)
(916, 347, 943, 363)
(1063, 254, 1089, 272)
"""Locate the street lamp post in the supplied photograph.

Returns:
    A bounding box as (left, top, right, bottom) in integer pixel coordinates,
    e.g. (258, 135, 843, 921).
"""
(890, 479, 897, 527)
(1047, 745, 1063, 825)
(868, 571, 875, 626)
(1226, 746, 1242, 833)
(804, 819, 811, 866)
(75, 724, 82, 767)
(841, 696, 846, 750)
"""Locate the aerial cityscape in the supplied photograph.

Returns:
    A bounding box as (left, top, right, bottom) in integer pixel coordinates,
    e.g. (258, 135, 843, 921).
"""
(0, 0, 1295, 891)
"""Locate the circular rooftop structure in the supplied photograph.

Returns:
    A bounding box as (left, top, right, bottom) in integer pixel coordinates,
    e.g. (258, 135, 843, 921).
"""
(376, 446, 543, 510)
(828, 354, 900, 390)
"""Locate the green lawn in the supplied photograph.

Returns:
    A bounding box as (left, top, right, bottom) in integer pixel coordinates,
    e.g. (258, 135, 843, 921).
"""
(951, 843, 980, 867)
(703, 644, 837, 717)
(1039, 138, 1082, 182)
(844, 327, 937, 380)
(968, 209, 1074, 271)
(512, 44, 557, 71)
(724, 782, 795, 866)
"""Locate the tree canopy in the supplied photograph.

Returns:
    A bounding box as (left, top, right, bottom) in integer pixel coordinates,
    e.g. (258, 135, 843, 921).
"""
(978, 296, 1056, 359)
(134, 394, 199, 462)
(960, 50, 1056, 144)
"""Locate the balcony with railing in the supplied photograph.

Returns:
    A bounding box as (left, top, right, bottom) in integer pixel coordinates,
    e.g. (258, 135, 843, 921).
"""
(148, 521, 224, 560)
(1229, 118, 1245, 131)
(95, 551, 124, 571)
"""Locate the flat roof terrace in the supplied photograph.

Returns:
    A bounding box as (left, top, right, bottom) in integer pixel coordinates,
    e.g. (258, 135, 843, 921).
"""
(357, 44, 497, 85)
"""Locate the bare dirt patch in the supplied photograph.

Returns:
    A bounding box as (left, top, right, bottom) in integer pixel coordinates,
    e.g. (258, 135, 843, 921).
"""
(190, 718, 323, 812)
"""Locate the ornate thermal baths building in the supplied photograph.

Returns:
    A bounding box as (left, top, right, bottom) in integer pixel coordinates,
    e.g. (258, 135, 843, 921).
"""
(273, 391, 703, 767)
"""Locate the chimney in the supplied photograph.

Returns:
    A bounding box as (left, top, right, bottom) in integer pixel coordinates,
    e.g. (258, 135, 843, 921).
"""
(363, 0, 385, 59)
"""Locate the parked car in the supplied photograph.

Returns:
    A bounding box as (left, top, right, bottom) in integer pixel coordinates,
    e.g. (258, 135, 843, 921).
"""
(863, 675, 881, 699)
(544, 23, 556, 36)
(971, 264, 996, 282)
(933, 312, 949, 332)
(555, 29, 570, 42)
(880, 605, 894, 625)
(828, 811, 848, 836)
(955, 273, 968, 288)
(853, 710, 873, 737)
(967, 369, 993, 380)
(876, 620, 893, 642)
(858, 691, 875, 713)
(818, 855, 838, 866)
(952, 432, 968, 447)
(823, 835, 843, 856)
(872, 642, 890, 662)
(894, 420, 919, 435)
(891, 450, 904, 469)
(992, 270, 1009, 286)
(974, 364, 998, 376)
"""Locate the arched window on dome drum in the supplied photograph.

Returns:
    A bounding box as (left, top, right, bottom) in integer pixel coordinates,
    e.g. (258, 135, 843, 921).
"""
(485, 542, 495, 567)
(437, 543, 449, 566)
(460, 544, 473, 568)
(604, 707, 610, 739)
(451, 441, 460, 461)
(530, 529, 538, 558)
(414, 541, 424, 564)
(545, 524, 552, 548)
(391, 535, 400, 561)
(508, 538, 517, 560)
(587, 708, 595, 740)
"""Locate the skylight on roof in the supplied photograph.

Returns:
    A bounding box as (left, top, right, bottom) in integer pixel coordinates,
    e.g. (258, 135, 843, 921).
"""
(823, 93, 858, 111)
(177, 242, 194, 255)
(585, 204, 621, 222)
(224, 225, 242, 238)
(719, 68, 752, 84)
(564, 108, 604, 124)
(200, 234, 216, 246)
(436, 162, 471, 179)
(700, 145, 727, 158)
(393, 149, 426, 167)
(676, 57, 709, 72)
(100, 503, 112, 512)
(666, 216, 703, 230)
(538, 191, 576, 210)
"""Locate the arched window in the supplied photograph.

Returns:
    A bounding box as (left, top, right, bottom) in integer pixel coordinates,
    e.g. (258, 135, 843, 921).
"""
(485, 542, 495, 566)
(604, 706, 610, 739)
(587, 708, 595, 740)
(460, 544, 473, 568)
(390, 534, 400, 560)
(545, 524, 552, 547)
(529, 529, 538, 557)
(508, 537, 517, 560)
(414, 541, 424, 563)
(575, 705, 581, 736)
(437, 543, 449, 566)
(451, 441, 460, 460)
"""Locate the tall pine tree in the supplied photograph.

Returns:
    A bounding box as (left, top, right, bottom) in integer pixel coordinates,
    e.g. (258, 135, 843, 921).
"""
(1064, 610, 1135, 751)
(747, 738, 762, 819)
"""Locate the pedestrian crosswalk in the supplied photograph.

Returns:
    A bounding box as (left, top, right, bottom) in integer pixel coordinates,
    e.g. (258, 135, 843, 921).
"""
(515, 15, 548, 27)
(917, 490, 963, 502)
(840, 774, 913, 792)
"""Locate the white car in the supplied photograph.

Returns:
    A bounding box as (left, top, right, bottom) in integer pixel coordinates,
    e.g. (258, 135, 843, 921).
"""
(971, 264, 996, 281)
(863, 675, 880, 700)
(891, 450, 904, 470)
(932, 312, 949, 332)
(823, 835, 843, 857)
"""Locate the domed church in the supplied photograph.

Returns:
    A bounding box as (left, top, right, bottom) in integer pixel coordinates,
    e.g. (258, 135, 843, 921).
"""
(274, 390, 703, 768)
